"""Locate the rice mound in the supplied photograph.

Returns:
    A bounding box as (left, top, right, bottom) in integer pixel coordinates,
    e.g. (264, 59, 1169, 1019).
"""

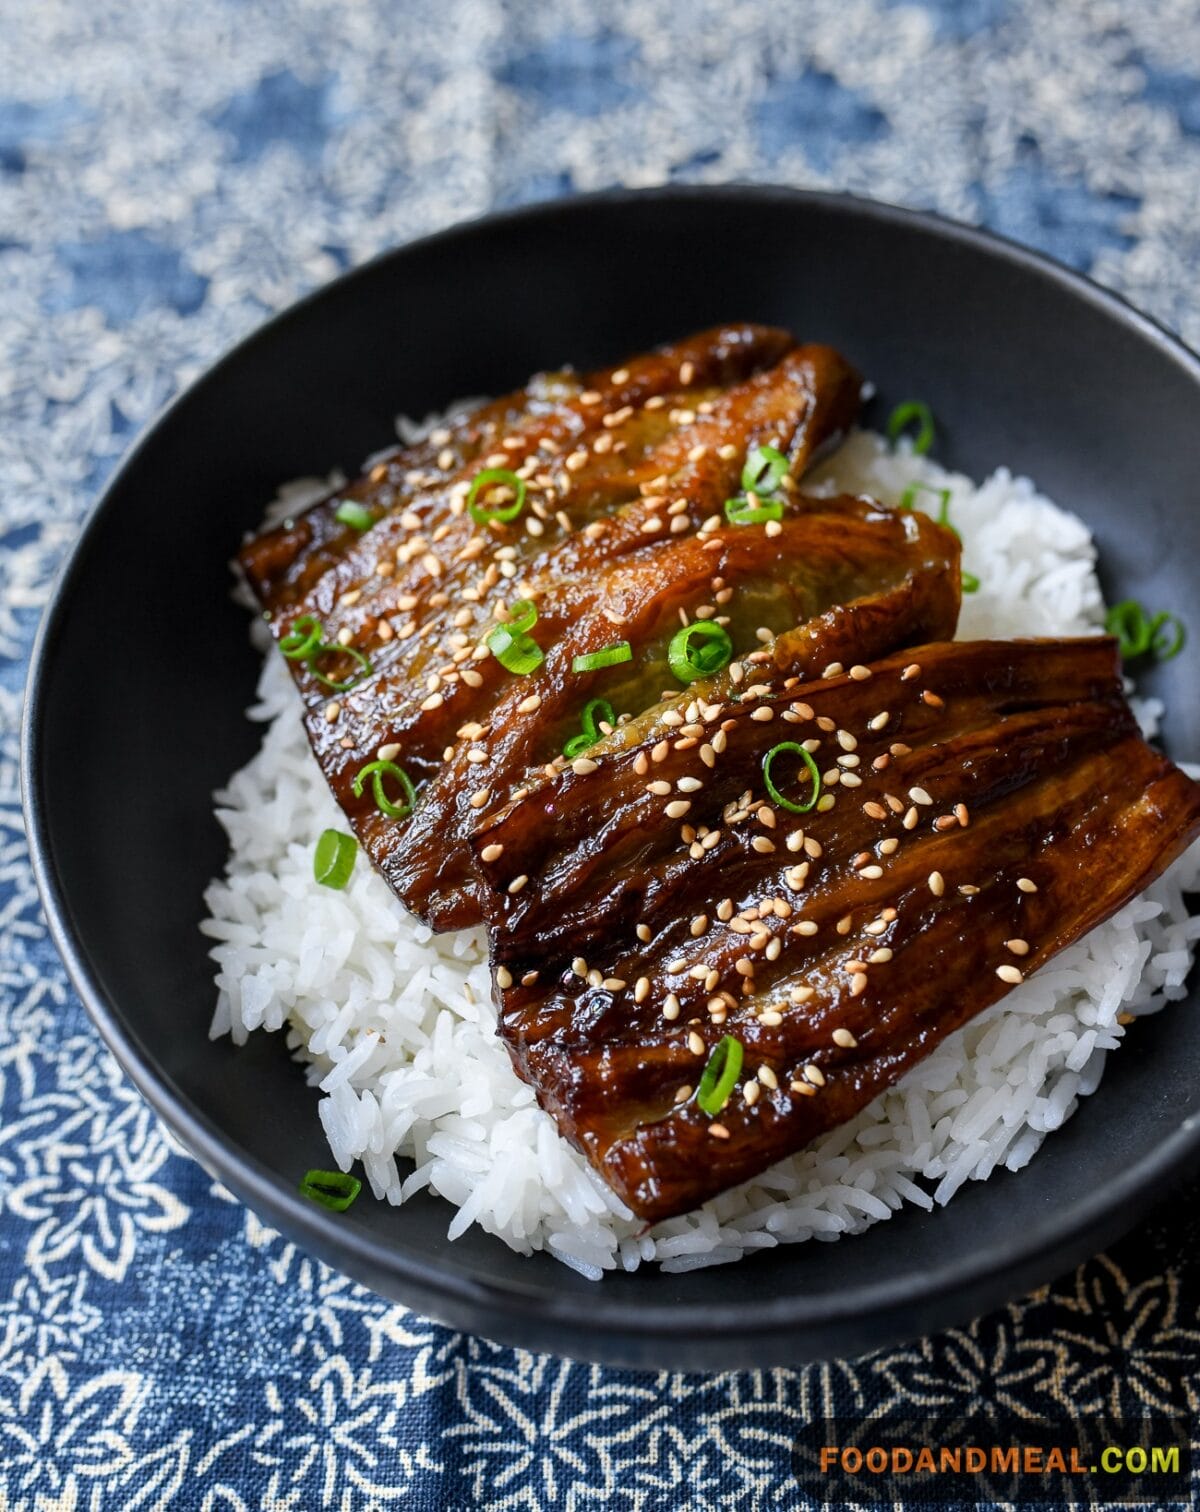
(202, 433, 1200, 1278)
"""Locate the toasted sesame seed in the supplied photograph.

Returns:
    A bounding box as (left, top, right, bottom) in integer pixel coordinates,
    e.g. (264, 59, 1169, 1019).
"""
(759, 1009, 783, 1026)
(667, 957, 688, 974)
(496, 966, 513, 989)
(996, 964, 1024, 985)
(480, 843, 504, 863)
(959, 884, 980, 896)
(691, 914, 708, 937)
(879, 837, 900, 855)
(708, 1122, 731, 1139)
(636, 923, 652, 943)
(793, 919, 818, 937)
(507, 874, 528, 895)
(677, 776, 703, 793)
(868, 948, 893, 964)
(928, 870, 945, 897)
(868, 712, 890, 731)
(674, 1084, 692, 1103)
(832, 1027, 858, 1048)
(664, 994, 681, 1020)
(688, 1031, 706, 1055)
(666, 799, 692, 819)
(468, 787, 491, 809)
(323, 701, 341, 724)
(1005, 938, 1030, 956)
(934, 815, 958, 832)
(900, 663, 921, 681)
(572, 757, 599, 775)
(1018, 877, 1038, 893)
(823, 662, 844, 678)
(517, 693, 542, 714)
(803, 1063, 826, 1087)
(909, 786, 933, 806)
(603, 977, 626, 992)
(903, 806, 919, 830)
(751, 836, 776, 854)
(420, 692, 444, 712)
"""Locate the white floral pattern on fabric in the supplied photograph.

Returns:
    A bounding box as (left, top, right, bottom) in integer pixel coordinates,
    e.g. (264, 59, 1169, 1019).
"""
(3, 0, 1200, 1505)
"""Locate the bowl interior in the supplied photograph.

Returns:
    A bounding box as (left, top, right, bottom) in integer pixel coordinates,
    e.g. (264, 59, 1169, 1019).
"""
(26, 188, 1200, 1370)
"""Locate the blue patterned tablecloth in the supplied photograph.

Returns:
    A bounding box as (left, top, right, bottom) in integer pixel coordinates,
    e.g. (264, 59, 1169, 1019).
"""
(4, 1, 1200, 1505)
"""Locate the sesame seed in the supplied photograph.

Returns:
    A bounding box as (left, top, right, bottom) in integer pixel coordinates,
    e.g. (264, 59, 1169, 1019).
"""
(496, 966, 513, 989)
(934, 815, 959, 832)
(791, 1079, 817, 1096)
(803, 1063, 826, 1087)
(759, 1009, 783, 1026)
(688, 1031, 706, 1055)
(823, 662, 844, 678)
(1005, 938, 1030, 956)
(611, 367, 630, 384)
(665, 800, 692, 819)
(863, 801, 887, 820)
(468, 788, 491, 809)
(507, 875, 528, 894)
(677, 776, 703, 793)
(879, 837, 899, 855)
(572, 757, 598, 775)
(750, 707, 774, 722)
(849, 664, 872, 681)
(480, 843, 504, 863)
(637, 923, 652, 943)
(690, 914, 708, 937)
(909, 786, 933, 806)
(928, 870, 945, 897)
(602, 978, 626, 992)
(860, 864, 884, 880)
(833, 1027, 858, 1048)
(674, 1084, 692, 1103)
(420, 692, 444, 712)
(901, 663, 921, 681)
(793, 919, 818, 936)
(679, 360, 695, 384)
(667, 958, 688, 974)
(868, 712, 890, 731)
(903, 806, 919, 830)
(664, 994, 681, 1020)
(744, 1080, 761, 1106)
(1017, 877, 1038, 893)
(751, 836, 776, 854)
(868, 948, 893, 964)
(996, 964, 1024, 985)
(708, 1122, 731, 1140)
(517, 693, 541, 714)
(634, 977, 650, 1004)
(323, 701, 341, 724)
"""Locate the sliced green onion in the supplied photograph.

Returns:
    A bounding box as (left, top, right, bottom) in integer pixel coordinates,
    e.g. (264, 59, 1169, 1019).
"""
(468, 468, 527, 526)
(1149, 611, 1186, 660)
(898, 482, 951, 518)
(741, 443, 790, 496)
(887, 400, 935, 454)
(334, 500, 375, 532)
(280, 615, 324, 661)
(503, 598, 538, 635)
(299, 1169, 362, 1211)
(352, 759, 416, 819)
(563, 697, 616, 758)
(309, 644, 372, 692)
(763, 741, 822, 814)
(313, 829, 357, 889)
(695, 1035, 744, 1117)
(1105, 599, 1186, 661)
(898, 484, 980, 593)
(486, 623, 544, 675)
(669, 621, 733, 683)
(724, 493, 785, 526)
(572, 641, 632, 673)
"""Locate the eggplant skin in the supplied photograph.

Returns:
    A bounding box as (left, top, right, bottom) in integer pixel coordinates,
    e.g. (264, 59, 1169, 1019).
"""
(476, 637, 1200, 1224)
(238, 325, 893, 932)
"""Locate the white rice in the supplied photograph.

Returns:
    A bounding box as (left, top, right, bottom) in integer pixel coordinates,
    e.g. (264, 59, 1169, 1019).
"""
(203, 431, 1200, 1278)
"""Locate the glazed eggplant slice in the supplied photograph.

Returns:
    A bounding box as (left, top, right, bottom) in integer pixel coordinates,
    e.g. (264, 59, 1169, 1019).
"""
(474, 638, 1200, 1223)
(238, 330, 929, 931)
(239, 322, 797, 614)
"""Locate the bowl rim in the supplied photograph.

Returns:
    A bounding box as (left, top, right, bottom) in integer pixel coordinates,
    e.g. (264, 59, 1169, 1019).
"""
(21, 182, 1200, 1357)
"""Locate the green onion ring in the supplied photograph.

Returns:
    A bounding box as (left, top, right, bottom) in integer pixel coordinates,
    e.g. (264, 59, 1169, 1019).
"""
(668, 621, 733, 683)
(503, 598, 538, 636)
(961, 570, 981, 595)
(280, 615, 324, 661)
(563, 697, 616, 758)
(763, 741, 822, 814)
(313, 829, 357, 889)
(334, 500, 376, 532)
(572, 641, 633, 673)
(724, 493, 785, 526)
(309, 644, 372, 692)
(352, 759, 416, 819)
(1149, 610, 1186, 661)
(887, 400, 935, 454)
(299, 1169, 362, 1211)
(468, 467, 527, 526)
(740, 443, 790, 496)
(695, 1035, 744, 1117)
(898, 482, 952, 519)
(1105, 599, 1153, 659)
(486, 623, 544, 675)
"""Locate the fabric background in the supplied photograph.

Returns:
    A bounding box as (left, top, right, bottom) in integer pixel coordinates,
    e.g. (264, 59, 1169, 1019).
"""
(3, 0, 1200, 1505)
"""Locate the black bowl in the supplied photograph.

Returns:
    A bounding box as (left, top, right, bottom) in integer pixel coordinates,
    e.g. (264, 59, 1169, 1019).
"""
(23, 187, 1200, 1371)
